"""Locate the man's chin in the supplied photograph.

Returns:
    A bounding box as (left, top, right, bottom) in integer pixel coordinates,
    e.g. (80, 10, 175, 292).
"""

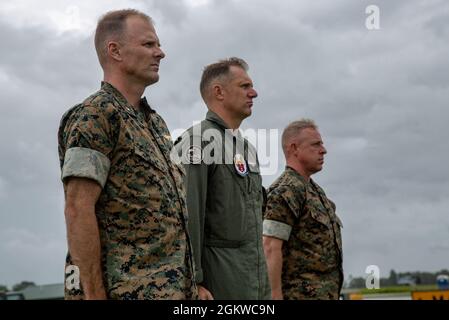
(240, 112, 251, 121)
(145, 75, 159, 86)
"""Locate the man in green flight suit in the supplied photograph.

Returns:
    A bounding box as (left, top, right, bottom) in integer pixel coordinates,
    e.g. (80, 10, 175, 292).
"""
(174, 57, 271, 300)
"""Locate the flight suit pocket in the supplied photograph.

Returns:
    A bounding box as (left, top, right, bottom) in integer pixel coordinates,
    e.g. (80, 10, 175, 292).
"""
(206, 173, 248, 244)
(247, 163, 262, 195)
(223, 163, 246, 193)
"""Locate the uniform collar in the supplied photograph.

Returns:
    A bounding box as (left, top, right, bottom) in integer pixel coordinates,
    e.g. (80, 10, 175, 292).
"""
(285, 167, 329, 209)
(101, 81, 155, 116)
(285, 166, 322, 194)
(285, 166, 312, 185)
(205, 110, 244, 140)
(206, 110, 230, 130)
(101, 81, 129, 107)
(140, 97, 155, 117)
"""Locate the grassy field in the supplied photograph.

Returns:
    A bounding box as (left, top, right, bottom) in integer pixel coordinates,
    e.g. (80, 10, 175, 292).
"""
(360, 284, 439, 294)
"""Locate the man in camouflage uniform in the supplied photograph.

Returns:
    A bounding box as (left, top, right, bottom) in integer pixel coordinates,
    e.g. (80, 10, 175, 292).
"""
(263, 119, 343, 300)
(174, 58, 271, 300)
(58, 9, 197, 300)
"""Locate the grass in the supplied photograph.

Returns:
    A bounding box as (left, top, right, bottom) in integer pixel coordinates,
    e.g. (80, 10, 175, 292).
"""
(360, 284, 439, 295)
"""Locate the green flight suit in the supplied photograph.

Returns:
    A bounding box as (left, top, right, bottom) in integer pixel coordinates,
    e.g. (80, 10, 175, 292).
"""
(174, 111, 271, 300)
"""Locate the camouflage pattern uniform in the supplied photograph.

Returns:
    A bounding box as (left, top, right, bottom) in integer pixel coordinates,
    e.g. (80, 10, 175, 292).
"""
(263, 166, 343, 300)
(58, 82, 197, 300)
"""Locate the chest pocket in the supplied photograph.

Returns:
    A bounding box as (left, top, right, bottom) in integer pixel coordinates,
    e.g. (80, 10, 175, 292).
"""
(223, 163, 262, 199)
(206, 162, 259, 247)
(334, 215, 343, 229)
(133, 141, 168, 173)
(332, 213, 343, 256)
(171, 162, 187, 205)
(305, 186, 333, 227)
(309, 209, 332, 229)
(247, 162, 262, 198)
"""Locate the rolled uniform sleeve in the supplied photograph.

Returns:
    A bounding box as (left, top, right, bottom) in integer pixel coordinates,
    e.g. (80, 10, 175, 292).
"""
(263, 184, 304, 241)
(62, 147, 110, 188)
(60, 105, 117, 188)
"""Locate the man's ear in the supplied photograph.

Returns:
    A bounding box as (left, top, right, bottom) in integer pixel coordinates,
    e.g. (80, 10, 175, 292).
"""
(212, 84, 225, 101)
(107, 41, 122, 62)
(289, 142, 299, 156)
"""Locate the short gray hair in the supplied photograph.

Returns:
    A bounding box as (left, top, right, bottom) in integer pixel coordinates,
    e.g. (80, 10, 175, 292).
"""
(199, 57, 249, 101)
(281, 119, 318, 155)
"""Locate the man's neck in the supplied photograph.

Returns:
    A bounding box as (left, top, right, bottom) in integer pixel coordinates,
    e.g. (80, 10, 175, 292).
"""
(208, 106, 242, 129)
(104, 74, 145, 109)
(286, 161, 311, 181)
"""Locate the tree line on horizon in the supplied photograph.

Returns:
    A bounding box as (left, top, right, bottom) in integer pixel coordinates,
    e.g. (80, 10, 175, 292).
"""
(2, 269, 449, 292)
(346, 269, 449, 289)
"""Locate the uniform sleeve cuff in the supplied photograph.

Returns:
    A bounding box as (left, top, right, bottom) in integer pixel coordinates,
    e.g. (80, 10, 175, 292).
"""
(263, 219, 292, 241)
(61, 147, 110, 188)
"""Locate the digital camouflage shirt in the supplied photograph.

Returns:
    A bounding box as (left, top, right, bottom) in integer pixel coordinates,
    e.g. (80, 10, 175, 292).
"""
(263, 167, 343, 300)
(58, 82, 197, 300)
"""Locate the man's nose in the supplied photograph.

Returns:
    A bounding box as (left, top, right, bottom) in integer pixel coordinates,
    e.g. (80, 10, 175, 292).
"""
(156, 46, 165, 59)
(249, 88, 258, 98)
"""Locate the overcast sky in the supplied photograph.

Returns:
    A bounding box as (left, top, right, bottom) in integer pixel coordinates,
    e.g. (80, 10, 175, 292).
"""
(0, 0, 448, 288)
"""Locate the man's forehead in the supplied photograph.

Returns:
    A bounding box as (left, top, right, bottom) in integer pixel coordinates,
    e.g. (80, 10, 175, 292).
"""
(229, 66, 252, 82)
(299, 128, 322, 141)
(125, 16, 157, 38)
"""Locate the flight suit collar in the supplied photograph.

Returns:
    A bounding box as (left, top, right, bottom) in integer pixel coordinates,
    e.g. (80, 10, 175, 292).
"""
(206, 110, 230, 129)
(205, 110, 244, 141)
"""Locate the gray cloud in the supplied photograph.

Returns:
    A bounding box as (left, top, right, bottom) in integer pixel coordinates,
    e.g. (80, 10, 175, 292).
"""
(0, 0, 448, 287)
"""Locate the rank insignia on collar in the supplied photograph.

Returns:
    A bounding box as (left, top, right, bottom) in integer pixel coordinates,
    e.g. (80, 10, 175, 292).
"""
(234, 154, 248, 176)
